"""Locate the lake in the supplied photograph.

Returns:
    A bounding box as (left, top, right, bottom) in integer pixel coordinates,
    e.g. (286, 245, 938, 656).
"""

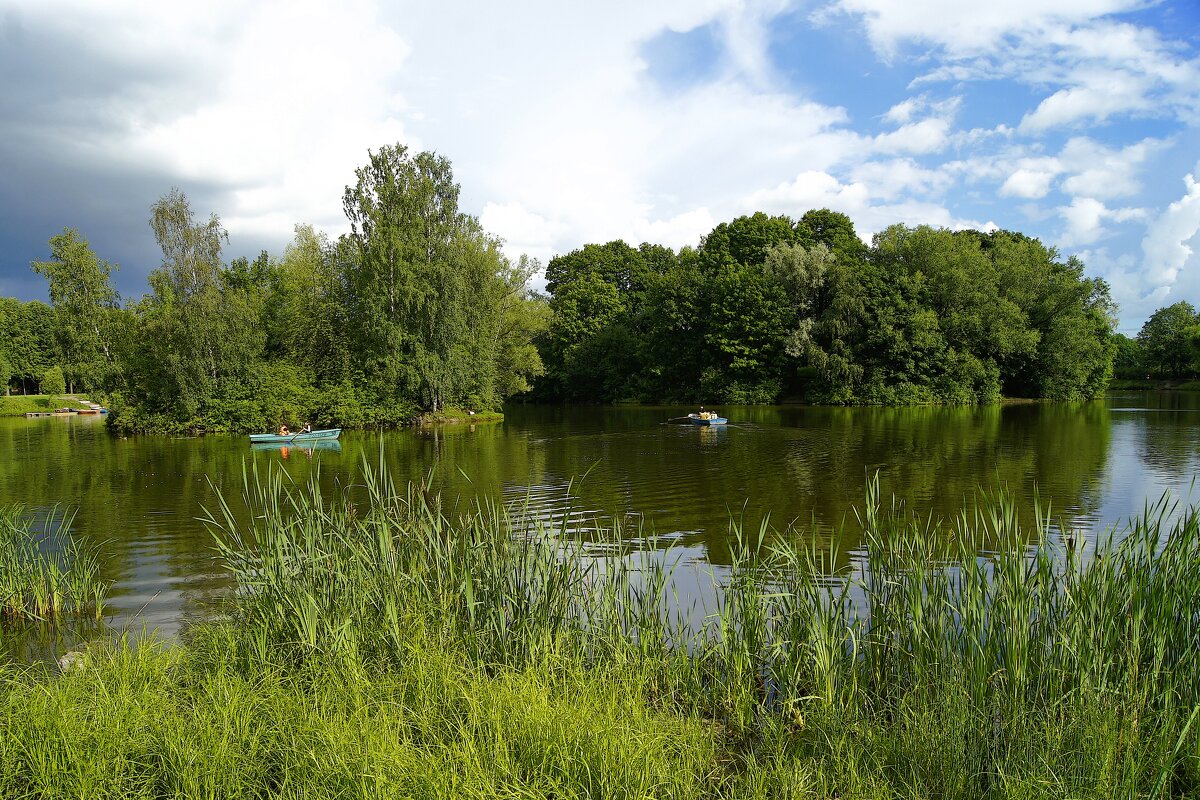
(2, 392, 1199, 655)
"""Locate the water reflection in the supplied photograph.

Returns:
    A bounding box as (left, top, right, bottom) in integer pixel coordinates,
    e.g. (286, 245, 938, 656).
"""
(0, 393, 1198, 648)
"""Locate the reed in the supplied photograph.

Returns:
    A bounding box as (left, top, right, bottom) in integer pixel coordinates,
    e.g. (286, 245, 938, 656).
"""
(0, 506, 108, 623)
(2, 460, 1197, 797)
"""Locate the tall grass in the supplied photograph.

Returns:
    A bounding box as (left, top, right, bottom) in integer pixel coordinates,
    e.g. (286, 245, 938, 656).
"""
(2, 459, 1197, 797)
(197, 457, 1200, 796)
(0, 506, 107, 622)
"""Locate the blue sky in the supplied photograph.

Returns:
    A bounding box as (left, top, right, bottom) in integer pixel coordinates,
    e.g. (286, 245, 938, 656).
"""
(1, 0, 1198, 333)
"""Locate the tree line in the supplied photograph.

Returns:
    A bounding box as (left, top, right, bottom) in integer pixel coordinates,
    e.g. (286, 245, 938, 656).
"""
(535, 210, 1118, 404)
(1, 145, 548, 433)
(1110, 301, 1200, 381)
(3, 146, 1134, 430)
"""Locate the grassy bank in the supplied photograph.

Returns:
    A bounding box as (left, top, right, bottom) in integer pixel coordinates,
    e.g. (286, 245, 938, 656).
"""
(2, 466, 1197, 798)
(1108, 378, 1200, 391)
(0, 394, 94, 417)
(413, 407, 504, 425)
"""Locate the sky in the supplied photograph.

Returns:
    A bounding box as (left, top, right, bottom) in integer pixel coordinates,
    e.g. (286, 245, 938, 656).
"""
(1, 1, 1198, 333)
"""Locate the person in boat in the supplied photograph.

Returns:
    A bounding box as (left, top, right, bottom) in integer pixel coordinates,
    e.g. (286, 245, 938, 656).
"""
(279, 424, 290, 436)
(302, 423, 312, 433)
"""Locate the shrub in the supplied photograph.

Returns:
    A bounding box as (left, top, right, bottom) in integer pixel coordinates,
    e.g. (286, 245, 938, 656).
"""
(39, 365, 66, 396)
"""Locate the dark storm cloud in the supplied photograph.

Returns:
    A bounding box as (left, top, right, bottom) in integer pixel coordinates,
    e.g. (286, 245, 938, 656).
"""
(0, 7, 245, 301)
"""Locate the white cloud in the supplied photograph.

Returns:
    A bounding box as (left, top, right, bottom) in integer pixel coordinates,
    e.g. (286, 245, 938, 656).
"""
(1000, 167, 1058, 199)
(849, 159, 953, 200)
(1058, 136, 1161, 199)
(1019, 70, 1152, 131)
(883, 98, 921, 125)
(1058, 196, 1145, 247)
(1141, 169, 1200, 290)
(873, 118, 952, 155)
(746, 170, 872, 214)
(820, 0, 1142, 61)
(825, 0, 1200, 134)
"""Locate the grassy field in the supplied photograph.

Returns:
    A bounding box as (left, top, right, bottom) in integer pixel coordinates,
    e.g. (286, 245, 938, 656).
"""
(1, 464, 1197, 798)
(0, 394, 95, 417)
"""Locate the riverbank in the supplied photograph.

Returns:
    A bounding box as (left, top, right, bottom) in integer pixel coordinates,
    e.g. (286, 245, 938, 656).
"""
(1109, 378, 1200, 391)
(0, 394, 95, 417)
(2, 467, 1196, 798)
(413, 407, 504, 425)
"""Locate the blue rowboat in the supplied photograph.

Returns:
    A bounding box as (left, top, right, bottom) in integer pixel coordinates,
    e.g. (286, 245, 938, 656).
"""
(687, 413, 727, 426)
(248, 428, 341, 444)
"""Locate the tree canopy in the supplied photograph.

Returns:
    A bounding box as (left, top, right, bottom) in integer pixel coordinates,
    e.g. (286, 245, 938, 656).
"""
(535, 214, 1118, 405)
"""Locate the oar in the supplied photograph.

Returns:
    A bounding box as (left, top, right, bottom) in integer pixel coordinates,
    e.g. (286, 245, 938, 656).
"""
(665, 414, 694, 423)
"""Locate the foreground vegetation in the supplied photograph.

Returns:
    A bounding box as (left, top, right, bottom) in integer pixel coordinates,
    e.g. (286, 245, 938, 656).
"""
(1, 464, 1197, 798)
(0, 506, 106, 622)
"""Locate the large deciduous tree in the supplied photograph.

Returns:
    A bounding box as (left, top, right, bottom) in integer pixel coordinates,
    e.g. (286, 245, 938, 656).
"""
(342, 144, 533, 411)
(134, 189, 262, 417)
(1137, 301, 1198, 379)
(31, 228, 120, 393)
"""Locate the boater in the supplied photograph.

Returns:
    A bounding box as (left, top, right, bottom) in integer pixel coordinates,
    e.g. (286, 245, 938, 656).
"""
(279, 424, 290, 436)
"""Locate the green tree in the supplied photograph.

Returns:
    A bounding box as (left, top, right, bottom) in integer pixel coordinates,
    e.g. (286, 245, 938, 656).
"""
(542, 273, 627, 400)
(490, 254, 548, 400)
(31, 228, 121, 393)
(40, 364, 65, 395)
(271, 225, 352, 381)
(700, 212, 802, 269)
(698, 265, 791, 403)
(131, 189, 263, 418)
(0, 352, 11, 396)
(5, 300, 55, 394)
(1111, 334, 1144, 378)
(342, 144, 520, 411)
(1137, 302, 1198, 379)
(797, 208, 868, 265)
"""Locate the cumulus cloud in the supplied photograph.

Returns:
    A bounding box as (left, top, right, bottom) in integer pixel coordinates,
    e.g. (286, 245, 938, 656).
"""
(1, 0, 1197, 336)
(1141, 169, 1200, 290)
(1058, 136, 1161, 199)
(824, 0, 1199, 133)
(819, 0, 1143, 61)
(1019, 70, 1153, 131)
(1000, 167, 1058, 199)
(1058, 196, 1145, 247)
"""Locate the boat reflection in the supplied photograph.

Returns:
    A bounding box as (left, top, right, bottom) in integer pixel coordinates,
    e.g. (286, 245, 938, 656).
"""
(251, 439, 342, 458)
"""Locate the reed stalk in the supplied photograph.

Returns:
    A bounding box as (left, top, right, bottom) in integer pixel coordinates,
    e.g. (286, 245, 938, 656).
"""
(0, 506, 108, 623)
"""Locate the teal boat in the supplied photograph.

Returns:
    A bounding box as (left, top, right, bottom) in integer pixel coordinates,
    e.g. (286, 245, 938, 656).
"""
(248, 428, 341, 444)
(687, 413, 727, 426)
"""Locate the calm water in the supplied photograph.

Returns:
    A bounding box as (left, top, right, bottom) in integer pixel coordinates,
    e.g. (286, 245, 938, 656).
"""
(2, 392, 1199, 651)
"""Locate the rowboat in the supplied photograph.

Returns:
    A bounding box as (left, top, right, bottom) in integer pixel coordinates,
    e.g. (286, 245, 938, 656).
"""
(688, 413, 727, 426)
(248, 428, 341, 444)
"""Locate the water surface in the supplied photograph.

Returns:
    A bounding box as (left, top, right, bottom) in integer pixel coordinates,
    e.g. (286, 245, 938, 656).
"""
(2, 392, 1197, 649)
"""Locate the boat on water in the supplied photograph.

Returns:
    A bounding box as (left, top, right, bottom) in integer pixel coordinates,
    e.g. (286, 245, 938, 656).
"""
(248, 428, 341, 444)
(687, 412, 727, 426)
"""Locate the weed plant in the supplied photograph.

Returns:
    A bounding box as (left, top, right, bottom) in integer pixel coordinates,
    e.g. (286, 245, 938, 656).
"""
(0, 506, 107, 622)
(1, 459, 1197, 798)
